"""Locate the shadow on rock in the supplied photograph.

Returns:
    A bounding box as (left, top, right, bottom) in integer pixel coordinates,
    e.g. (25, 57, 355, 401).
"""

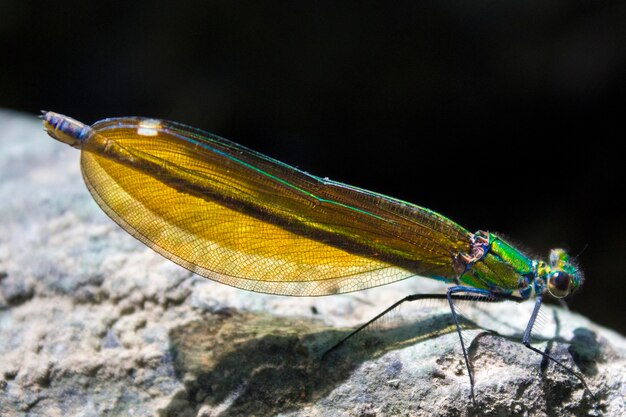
(159, 304, 608, 417)
(569, 328, 602, 376)
(159, 308, 461, 417)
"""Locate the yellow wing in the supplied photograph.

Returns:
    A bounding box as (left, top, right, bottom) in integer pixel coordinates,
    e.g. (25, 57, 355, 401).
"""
(78, 117, 469, 296)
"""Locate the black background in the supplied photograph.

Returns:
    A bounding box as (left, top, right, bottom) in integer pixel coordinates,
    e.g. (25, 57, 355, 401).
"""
(2, 1, 624, 333)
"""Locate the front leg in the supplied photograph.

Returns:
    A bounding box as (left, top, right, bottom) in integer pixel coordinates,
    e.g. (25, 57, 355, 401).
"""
(521, 295, 596, 399)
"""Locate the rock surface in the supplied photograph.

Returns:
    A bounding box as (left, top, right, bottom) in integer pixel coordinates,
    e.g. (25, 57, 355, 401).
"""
(1, 109, 624, 416)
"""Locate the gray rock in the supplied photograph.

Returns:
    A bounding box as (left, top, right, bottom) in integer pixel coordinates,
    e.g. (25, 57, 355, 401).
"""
(1, 109, 624, 417)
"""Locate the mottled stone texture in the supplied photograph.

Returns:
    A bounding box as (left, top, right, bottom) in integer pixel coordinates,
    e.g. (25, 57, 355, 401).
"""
(1, 109, 624, 416)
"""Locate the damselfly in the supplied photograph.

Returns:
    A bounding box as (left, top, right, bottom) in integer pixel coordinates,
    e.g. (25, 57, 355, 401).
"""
(42, 111, 593, 400)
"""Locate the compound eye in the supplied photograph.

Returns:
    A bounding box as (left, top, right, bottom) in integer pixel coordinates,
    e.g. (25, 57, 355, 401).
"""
(547, 271, 573, 298)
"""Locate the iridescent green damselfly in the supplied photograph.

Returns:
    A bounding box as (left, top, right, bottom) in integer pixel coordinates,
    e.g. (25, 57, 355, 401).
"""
(42, 111, 594, 401)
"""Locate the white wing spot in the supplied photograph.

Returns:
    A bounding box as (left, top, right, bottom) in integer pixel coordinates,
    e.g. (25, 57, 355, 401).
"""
(137, 119, 162, 136)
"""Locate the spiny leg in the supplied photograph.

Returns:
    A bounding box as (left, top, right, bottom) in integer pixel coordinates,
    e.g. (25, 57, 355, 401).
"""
(321, 290, 519, 360)
(445, 286, 517, 402)
(322, 293, 446, 360)
(322, 287, 526, 402)
(522, 295, 596, 400)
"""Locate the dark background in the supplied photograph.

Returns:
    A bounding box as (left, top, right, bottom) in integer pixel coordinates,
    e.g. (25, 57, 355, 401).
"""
(2, 1, 624, 333)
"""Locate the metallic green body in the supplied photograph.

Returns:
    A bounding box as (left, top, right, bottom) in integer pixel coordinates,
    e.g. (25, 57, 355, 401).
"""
(460, 233, 534, 294)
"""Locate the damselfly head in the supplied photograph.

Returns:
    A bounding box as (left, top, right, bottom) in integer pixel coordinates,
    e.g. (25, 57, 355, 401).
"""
(546, 248, 583, 298)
